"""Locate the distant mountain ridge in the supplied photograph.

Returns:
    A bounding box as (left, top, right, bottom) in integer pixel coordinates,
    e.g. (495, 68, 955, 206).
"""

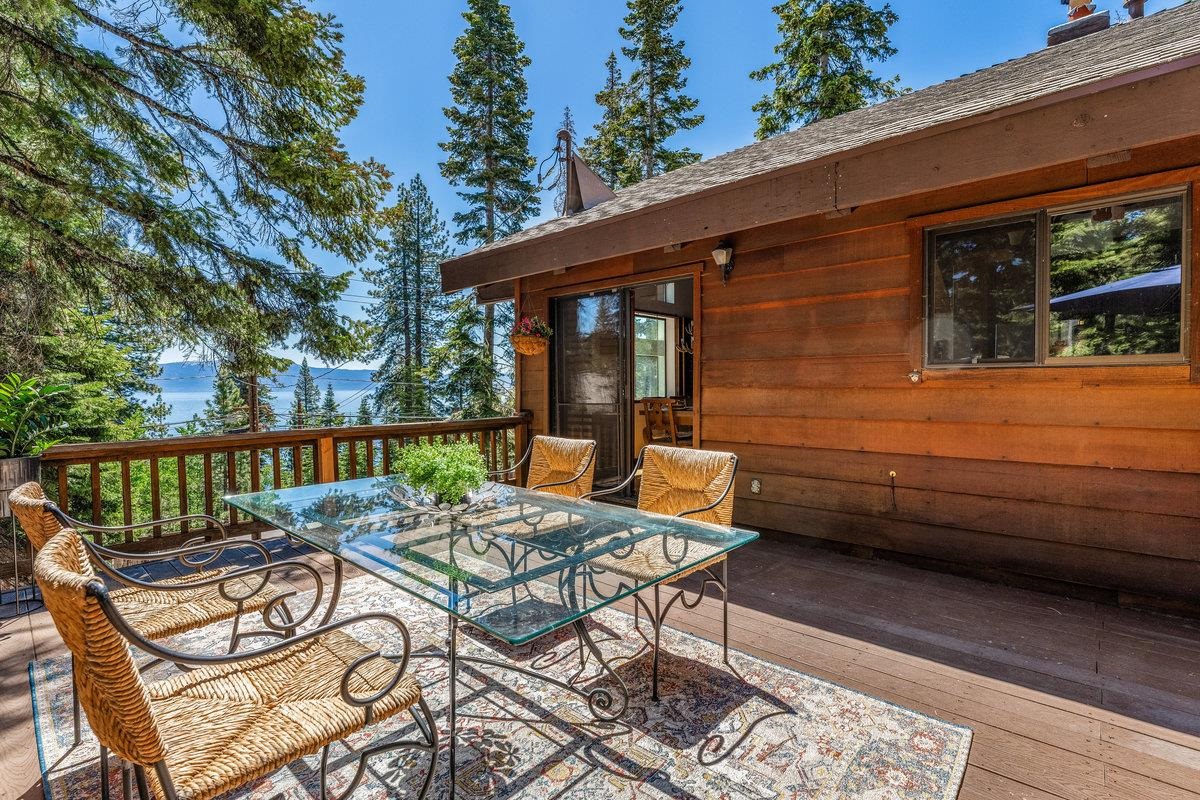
(151, 362, 377, 423)
(158, 361, 375, 385)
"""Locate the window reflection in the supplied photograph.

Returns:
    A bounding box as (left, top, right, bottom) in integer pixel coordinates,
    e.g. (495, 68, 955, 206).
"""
(1049, 196, 1184, 358)
(927, 219, 1037, 365)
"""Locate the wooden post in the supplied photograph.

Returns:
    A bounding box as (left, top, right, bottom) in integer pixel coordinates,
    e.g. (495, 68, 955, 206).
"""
(247, 375, 260, 433)
(514, 414, 530, 487)
(316, 434, 337, 483)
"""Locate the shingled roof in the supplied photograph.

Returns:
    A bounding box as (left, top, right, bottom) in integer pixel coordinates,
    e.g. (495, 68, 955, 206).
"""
(443, 2, 1200, 286)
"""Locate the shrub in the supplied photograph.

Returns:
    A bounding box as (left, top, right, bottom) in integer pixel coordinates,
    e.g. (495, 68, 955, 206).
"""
(396, 440, 488, 505)
(0, 374, 67, 458)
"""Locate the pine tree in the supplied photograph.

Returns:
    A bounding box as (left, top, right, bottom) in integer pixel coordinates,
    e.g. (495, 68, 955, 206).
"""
(440, 0, 540, 363)
(580, 53, 633, 190)
(356, 397, 373, 426)
(619, 0, 704, 184)
(429, 294, 500, 419)
(292, 358, 321, 428)
(320, 385, 343, 427)
(367, 177, 450, 421)
(202, 369, 247, 434)
(0, 1, 387, 373)
(252, 378, 279, 431)
(552, 106, 579, 215)
(751, 0, 903, 140)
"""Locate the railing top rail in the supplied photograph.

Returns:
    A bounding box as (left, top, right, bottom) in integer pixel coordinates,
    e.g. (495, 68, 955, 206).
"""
(40, 413, 532, 464)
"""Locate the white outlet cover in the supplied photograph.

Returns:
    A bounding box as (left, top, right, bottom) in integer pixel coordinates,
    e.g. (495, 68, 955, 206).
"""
(750, 479, 762, 494)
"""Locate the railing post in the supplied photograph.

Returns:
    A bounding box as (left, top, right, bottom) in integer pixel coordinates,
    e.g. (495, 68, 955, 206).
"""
(316, 434, 337, 484)
(515, 410, 532, 487)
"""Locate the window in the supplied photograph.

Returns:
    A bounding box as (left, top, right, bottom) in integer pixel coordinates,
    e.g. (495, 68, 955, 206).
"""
(927, 217, 1037, 365)
(926, 189, 1189, 367)
(634, 314, 670, 398)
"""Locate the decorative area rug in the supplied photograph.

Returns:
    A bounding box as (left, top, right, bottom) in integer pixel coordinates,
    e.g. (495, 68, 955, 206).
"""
(30, 575, 971, 799)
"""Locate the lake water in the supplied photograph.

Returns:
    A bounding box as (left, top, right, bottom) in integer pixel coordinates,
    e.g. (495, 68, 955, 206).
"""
(149, 362, 377, 430)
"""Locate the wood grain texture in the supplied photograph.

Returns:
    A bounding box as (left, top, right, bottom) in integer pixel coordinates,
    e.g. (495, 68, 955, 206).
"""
(5, 535, 1200, 800)
(515, 147, 1200, 601)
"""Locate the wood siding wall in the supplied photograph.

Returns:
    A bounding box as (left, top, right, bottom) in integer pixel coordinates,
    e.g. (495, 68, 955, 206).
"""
(514, 139, 1200, 602)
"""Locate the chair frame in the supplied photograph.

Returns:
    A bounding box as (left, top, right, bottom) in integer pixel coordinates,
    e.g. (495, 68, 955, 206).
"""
(640, 397, 693, 447)
(581, 446, 738, 700)
(83, 577, 437, 800)
(37, 499, 318, 782)
(489, 435, 597, 493)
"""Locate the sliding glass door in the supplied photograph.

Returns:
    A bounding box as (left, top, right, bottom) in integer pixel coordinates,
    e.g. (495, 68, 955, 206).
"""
(551, 290, 630, 487)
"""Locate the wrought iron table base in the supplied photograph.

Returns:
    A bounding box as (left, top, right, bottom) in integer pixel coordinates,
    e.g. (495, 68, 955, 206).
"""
(418, 611, 632, 800)
(631, 558, 729, 701)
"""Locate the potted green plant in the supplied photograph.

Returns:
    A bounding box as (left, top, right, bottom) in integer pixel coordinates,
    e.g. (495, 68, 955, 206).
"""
(0, 374, 66, 516)
(396, 440, 489, 508)
(509, 314, 553, 356)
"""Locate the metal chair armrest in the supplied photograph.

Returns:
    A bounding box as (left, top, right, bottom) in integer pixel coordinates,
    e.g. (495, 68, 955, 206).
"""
(488, 441, 533, 482)
(89, 579, 413, 708)
(86, 535, 272, 572)
(47, 502, 242, 571)
(580, 448, 646, 502)
(49, 504, 228, 540)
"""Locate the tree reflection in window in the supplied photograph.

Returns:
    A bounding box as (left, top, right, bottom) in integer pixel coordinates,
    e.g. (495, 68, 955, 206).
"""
(1049, 196, 1184, 358)
(927, 219, 1037, 365)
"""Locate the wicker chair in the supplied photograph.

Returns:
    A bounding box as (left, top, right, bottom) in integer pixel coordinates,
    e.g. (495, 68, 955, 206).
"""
(582, 445, 738, 699)
(10, 481, 292, 639)
(9, 481, 303, 748)
(34, 528, 436, 800)
(641, 398, 692, 447)
(490, 435, 597, 498)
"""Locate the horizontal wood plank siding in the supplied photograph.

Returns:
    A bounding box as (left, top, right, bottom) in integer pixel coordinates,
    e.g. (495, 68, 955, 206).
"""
(516, 141, 1200, 601)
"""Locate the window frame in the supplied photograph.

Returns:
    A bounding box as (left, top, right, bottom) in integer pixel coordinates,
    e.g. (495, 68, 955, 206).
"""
(632, 311, 673, 399)
(923, 185, 1192, 369)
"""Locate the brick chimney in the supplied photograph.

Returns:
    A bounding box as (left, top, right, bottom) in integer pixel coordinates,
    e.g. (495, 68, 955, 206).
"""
(1048, 1, 1111, 46)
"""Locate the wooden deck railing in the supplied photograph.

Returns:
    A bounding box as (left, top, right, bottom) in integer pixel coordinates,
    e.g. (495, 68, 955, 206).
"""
(37, 414, 531, 551)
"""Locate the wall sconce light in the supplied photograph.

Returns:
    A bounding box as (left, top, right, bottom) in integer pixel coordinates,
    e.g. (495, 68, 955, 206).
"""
(907, 370, 923, 384)
(713, 242, 734, 285)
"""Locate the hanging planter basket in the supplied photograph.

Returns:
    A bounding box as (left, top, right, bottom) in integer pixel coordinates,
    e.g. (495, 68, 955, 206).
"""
(510, 334, 549, 356)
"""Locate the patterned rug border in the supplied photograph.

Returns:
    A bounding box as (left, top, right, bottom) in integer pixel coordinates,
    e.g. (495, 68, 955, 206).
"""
(28, 575, 974, 799)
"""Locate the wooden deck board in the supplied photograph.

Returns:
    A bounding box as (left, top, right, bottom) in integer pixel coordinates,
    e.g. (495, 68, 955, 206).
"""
(1, 533, 1198, 800)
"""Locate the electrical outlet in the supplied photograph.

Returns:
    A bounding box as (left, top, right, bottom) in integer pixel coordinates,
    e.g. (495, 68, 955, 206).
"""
(750, 478, 762, 495)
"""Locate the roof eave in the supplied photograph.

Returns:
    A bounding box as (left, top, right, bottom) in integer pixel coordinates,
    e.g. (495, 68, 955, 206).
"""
(441, 50, 1200, 294)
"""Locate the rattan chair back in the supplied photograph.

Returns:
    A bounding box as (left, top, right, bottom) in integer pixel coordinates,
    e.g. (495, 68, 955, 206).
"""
(10, 481, 64, 551)
(637, 445, 737, 525)
(34, 529, 167, 766)
(525, 435, 597, 497)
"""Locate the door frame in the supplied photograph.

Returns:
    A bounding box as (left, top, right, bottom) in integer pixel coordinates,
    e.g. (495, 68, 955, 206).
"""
(550, 285, 633, 487)
(542, 262, 704, 479)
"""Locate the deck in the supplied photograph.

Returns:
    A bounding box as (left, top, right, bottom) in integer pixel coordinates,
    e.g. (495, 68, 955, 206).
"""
(2, 531, 1198, 800)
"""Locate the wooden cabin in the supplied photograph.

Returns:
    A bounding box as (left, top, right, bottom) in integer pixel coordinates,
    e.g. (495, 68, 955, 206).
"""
(442, 4, 1200, 610)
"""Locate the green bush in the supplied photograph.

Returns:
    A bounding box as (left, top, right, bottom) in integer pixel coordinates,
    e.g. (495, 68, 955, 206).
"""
(0, 374, 67, 458)
(396, 440, 488, 505)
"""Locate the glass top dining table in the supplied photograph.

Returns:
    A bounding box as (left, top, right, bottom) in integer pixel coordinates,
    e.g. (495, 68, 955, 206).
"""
(225, 474, 758, 645)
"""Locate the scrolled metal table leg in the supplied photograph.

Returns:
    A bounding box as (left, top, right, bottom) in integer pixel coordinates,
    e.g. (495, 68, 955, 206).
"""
(571, 618, 630, 721)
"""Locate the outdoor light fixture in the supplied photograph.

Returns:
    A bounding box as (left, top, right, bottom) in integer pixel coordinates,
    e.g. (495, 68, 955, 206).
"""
(713, 242, 734, 285)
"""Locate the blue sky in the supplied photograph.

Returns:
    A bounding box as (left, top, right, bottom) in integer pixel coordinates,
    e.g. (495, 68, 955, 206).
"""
(159, 0, 1185, 368)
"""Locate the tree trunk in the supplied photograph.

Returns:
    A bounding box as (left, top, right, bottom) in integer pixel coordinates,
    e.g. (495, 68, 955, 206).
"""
(247, 376, 259, 433)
